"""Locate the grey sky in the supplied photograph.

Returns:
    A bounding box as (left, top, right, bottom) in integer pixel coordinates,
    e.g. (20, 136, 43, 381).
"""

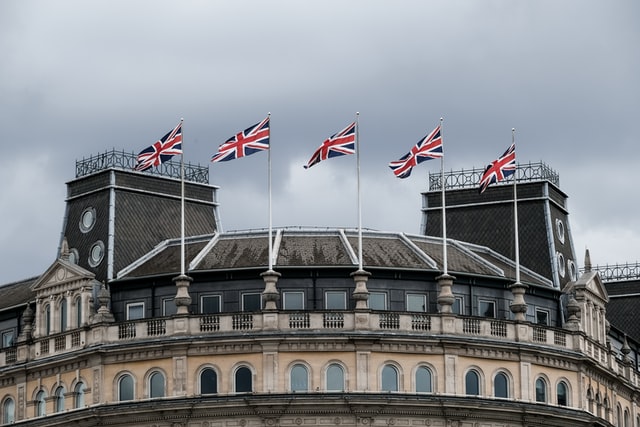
(1, 0, 638, 284)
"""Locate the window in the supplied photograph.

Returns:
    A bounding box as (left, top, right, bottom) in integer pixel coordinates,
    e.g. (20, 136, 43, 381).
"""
(415, 366, 432, 393)
(283, 291, 304, 310)
(325, 291, 347, 310)
(557, 381, 568, 406)
(242, 293, 262, 312)
(201, 295, 221, 314)
(200, 368, 218, 395)
(35, 390, 46, 416)
(126, 302, 145, 320)
(452, 297, 463, 315)
(74, 382, 86, 409)
(290, 364, 309, 392)
(326, 364, 345, 391)
(235, 367, 252, 393)
(149, 371, 165, 398)
(381, 365, 399, 392)
(479, 300, 496, 318)
(79, 207, 96, 233)
(494, 372, 509, 398)
(162, 298, 177, 316)
(88, 240, 105, 267)
(118, 374, 134, 401)
(60, 298, 68, 332)
(2, 398, 15, 424)
(369, 292, 387, 310)
(535, 377, 547, 403)
(44, 304, 51, 335)
(1, 330, 14, 348)
(75, 296, 83, 328)
(55, 386, 65, 412)
(465, 370, 480, 396)
(407, 293, 427, 312)
(536, 309, 549, 325)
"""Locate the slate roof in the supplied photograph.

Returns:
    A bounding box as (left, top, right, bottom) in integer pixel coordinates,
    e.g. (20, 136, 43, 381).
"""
(605, 279, 640, 343)
(0, 277, 37, 311)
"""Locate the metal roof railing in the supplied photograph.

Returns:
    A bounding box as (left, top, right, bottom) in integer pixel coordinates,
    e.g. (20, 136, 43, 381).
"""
(588, 262, 640, 282)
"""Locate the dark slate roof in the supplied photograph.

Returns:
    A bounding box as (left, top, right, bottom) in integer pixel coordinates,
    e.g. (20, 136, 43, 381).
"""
(605, 279, 640, 343)
(117, 228, 553, 287)
(0, 277, 37, 310)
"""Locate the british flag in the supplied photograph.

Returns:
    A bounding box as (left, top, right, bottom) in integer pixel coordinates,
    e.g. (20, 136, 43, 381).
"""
(478, 143, 516, 194)
(211, 116, 270, 162)
(135, 122, 183, 172)
(304, 122, 356, 169)
(388, 125, 443, 179)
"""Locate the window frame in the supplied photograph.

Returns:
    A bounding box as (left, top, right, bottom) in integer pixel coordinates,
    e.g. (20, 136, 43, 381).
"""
(126, 302, 145, 321)
(162, 298, 177, 317)
(290, 363, 309, 392)
(406, 293, 427, 313)
(325, 291, 347, 310)
(369, 292, 388, 311)
(282, 291, 305, 310)
(325, 363, 345, 392)
(200, 367, 218, 395)
(118, 374, 135, 401)
(478, 299, 496, 318)
(200, 294, 222, 314)
(149, 371, 165, 399)
(381, 364, 399, 392)
(536, 308, 550, 326)
(241, 293, 262, 312)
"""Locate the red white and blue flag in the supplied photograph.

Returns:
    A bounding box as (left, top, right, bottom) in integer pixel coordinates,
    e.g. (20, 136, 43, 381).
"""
(135, 122, 183, 171)
(304, 122, 356, 169)
(388, 125, 443, 179)
(212, 116, 270, 162)
(478, 143, 516, 194)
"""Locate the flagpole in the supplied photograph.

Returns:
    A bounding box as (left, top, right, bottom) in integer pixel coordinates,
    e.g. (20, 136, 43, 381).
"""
(356, 112, 363, 271)
(512, 128, 520, 283)
(179, 118, 185, 276)
(268, 113, 273, 271)
(440, 117, 447, 275)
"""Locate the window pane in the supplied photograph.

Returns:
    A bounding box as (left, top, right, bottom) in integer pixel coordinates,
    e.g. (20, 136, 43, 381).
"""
(283, 292, 304, 310)
(150, 372, 165, 398)
(119, 375, 134, 401)
(2, 331, 14, 348)
(557, 381, 568, 406)
(535, 378, 546, 402)
(36, 391, 46, 416)
(369, 292, 387, 310)
(452, 297, 463, 315)
(60, 299, 67, 332)
(55, 387, 65, 412)
(479, 300, 495, 318)
(127, 303, 144, 320)
(76, 297, 83, 327)
(325, 292, 346, 310)
(163, 298, 177, 316)
(201, 295, 221, 314)
(235, 367, 252, 393)
(494, 373, 508, 398)
(242, 294, 261, 312)
(382, 365, 398, 392)
(200, 368, 218, 394)
(3, 398, 14, 424)
(416, 367, 432, 393)
(536, 310, 549, 325)
(407, 294, 426, 312)
(291, 364, 308, 392)
(465, 371, 479, 395)
(326, 364, 344, 391)
(74, 382, 86, 408)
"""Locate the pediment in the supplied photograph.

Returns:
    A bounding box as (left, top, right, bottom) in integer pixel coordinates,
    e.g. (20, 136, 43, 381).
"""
(31, 257, 96, 294)
(564, 270, 609, 305)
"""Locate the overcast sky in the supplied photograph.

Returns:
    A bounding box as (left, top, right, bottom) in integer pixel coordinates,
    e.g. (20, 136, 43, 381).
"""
(1, 0, 638, 284)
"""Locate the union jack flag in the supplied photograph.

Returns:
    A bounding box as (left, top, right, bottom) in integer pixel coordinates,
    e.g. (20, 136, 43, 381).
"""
(478, 143, 516, 194)
(212, 116, 270, 162)
(388, 125, 443, 179)
(135, 122, 183, 171)
(304, 122, 356, 169)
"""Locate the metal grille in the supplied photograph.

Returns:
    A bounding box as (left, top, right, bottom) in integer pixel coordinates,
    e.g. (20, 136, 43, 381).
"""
(588, 262, 640, 282)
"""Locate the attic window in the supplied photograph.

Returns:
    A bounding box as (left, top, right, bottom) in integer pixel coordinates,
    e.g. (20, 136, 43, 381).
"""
(557, 252, 566, 278)
(555, 218, 565, 245)
(88, 241, 105, 267)
(79, 207, 96, 233)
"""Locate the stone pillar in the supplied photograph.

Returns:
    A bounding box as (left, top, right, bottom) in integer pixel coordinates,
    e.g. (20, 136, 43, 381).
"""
(173, 275, 193, 315)
(436, 273, 456, 314)
(509, 281, 529, 322)
(351, 270, 371, 310)
(261, 270, 281, 331)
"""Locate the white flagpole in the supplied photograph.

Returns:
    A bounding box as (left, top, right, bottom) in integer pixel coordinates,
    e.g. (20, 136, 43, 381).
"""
(440, 117, 447, 275)
(512, 128, 520, 283)
(179, 118, 185, 276)
(268, 113, 273, 271)
(356, 112, 363, 271)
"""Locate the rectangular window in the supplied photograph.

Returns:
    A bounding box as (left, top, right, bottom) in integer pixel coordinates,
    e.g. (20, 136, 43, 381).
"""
(126, 302, 145, 320)
(162, 298, 177, 316)
(369, 292, 387, 310)
(201, 295, 221, 314)
(407, 293, 427, 312)
(283, 291, 304, 310)
(325, 291, 347, 310)
(536, 309, 549, 325)
(479, 300, 496, 318)
(1, 330, 14, 348)
(452, 297, 463, 315)
(242, 293, 262, 312)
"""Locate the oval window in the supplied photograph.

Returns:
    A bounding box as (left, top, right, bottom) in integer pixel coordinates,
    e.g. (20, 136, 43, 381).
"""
(557, 252, 566, 278)
(89, 241, 105, 267)
(555, 218, 565, 245)
(80, 207, 96, 233)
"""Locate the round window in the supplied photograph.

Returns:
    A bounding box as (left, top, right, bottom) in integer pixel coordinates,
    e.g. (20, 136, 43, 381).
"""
(567, 259, 577, 281)
(557, 252, 566, 278)
(80, 207, 96, 233)
(88, 241, 105, 267)
(555, 218, 565, 245)
(68, 248, 79, 265)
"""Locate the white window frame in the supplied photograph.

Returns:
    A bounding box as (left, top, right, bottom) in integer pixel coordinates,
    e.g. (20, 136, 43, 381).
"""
(282, 291, 305, 310)
(369, 292, 387, 310)
(407, 293, 427, 312)
(200, 295, 222, 314)
(126, 302, 145, 320)
(162, 298, 177, 316)
(242, 293, 262, 312)
(478, 299, 496, 318)
(325, 291, 347, 310)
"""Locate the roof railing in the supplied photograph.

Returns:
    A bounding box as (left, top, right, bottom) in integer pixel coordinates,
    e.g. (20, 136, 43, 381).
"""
(588, 262, 640, 282)
(75, 149, 209, 184)
(429, 161, 559, 191)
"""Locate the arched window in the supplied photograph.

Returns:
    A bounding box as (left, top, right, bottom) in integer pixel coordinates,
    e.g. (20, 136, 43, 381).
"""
(535, 377, 547, 403)
(60, 298, 68, 332)
(55, 386, 65, 412)
(326, 364, 345, 391)
(624, 409, 629, 427)
(118, 374, 134, 401)
(200, 368, 218, 394)
(415, 366, 432, 393)
(35, 390, 46, 416)
(587, 388, 593, 413)
(74, 382, 86, 409)
(235, 367, 252, 393)
(2, 398, 15, 424)
(494, 372, 509, 398)
(617, 405, 622, 427)
(149, 372, 165, 398)
(44, 305, 51, 335)
(381, 365, 398, 392)
(290, 364, 309, 392)
(465, 370, 480, 396)
(75, 296, 83, 328)
(557, 381, 568, 406)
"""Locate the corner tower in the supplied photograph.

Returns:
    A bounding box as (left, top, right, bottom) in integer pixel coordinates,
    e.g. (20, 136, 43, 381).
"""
(59, 150, 220, 283)
(421, 162, 577, 289)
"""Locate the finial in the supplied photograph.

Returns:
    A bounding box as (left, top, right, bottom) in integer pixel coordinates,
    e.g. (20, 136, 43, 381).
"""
(584, 248, 592, 272)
